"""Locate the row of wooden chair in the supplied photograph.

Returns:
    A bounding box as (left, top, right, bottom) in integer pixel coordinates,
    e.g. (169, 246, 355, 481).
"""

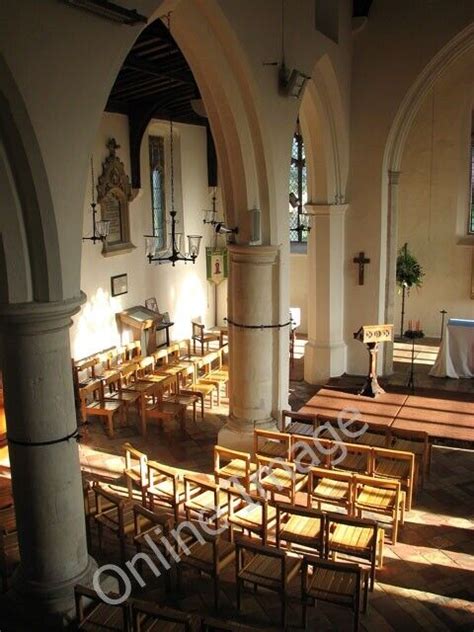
(282, 409, 431, 482)
(77, 341, 229, 438)
(254, 427, 417, 510)
(122, 442, 406, 546)
(83, 478, 371, 631)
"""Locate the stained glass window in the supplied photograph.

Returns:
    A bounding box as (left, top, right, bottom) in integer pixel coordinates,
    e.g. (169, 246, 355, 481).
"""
(149, 135, 166, 246)
(289, 122, 308, 243)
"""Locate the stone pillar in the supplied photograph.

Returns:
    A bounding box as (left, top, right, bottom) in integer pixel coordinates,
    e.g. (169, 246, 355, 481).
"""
(304, 204, 348, 383)
(218, 245, 280, 452)
(0, 295, 96, 625)
(383, 170, 401, 376)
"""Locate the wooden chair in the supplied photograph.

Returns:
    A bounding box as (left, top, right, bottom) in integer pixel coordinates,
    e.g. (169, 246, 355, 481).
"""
(254, 428, 291, 460)
(281, 409, 317, 436)
(79, 380, 125, 438)
(191, 320, 220, 355)
(370, 446, 415, 511)
(93, 485, 136, 563)
(301, 556, 368, 632)
(388, 427, 430, 484)
(132, 504, 174, 591)
(353, 474, 405, 544)
(214, 446, 256, 492)
(353, 423, 389, 449)
(275, 501, 325, 557)
(131, 599, 200, 632)
(235, 535, 301, 628)
(227, 487, 276, 545)
(103, 371, 141, 422)
(308, 467, 354, 514)
(123, 443, 148, 505)
(126, 340, 142, 361)
(184, 474, 228, 527)
(175, 522, 235, 611)
(330, 441, 371, 475)
(325, 512, 382, 591)
(197, 350, 229, 405)
(147, 460, 186, 524)
(74, 584, 131, 631)
(146, 392, 187, 433)
(255, 455, 307, 505)
(164, 391, 200, 424)
(290, 434, 332, 471)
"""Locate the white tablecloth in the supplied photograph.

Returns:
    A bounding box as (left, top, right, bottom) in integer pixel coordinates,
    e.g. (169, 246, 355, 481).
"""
(430, 319, 474, 378)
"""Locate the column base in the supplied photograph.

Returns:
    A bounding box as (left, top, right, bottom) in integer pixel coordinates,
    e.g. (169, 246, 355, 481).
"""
(304, 339, 346, 384)
(3, 555, 97, 629)
(218, 415, 278, 454)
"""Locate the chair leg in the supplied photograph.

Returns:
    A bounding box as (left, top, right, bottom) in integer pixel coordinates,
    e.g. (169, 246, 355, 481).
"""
(236, 577, 241, 611)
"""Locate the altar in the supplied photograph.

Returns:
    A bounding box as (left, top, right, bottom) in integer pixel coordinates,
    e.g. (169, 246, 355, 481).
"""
(430, 319, 474, 378)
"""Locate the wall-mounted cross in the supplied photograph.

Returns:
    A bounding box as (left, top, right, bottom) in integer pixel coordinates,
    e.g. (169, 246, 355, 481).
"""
(353, 251, 370, 285)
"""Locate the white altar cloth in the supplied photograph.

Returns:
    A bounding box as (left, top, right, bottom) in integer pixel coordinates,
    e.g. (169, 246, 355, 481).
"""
(430, 319, 474, 378)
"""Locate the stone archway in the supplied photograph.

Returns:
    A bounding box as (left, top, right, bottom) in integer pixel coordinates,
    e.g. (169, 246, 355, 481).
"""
(299, 56, 350, 383)
(381, 24, 474, 373)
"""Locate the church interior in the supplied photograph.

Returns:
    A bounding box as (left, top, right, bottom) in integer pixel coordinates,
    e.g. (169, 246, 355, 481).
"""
(0, 0, 473, 630)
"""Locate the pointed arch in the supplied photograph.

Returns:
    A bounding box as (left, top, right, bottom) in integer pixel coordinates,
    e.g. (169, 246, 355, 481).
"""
(0, 54, 62, 303)
(381, 23, 474, 370)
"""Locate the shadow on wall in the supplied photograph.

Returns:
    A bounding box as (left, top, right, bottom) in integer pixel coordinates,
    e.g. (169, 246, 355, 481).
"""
(73, 287, 123, 359)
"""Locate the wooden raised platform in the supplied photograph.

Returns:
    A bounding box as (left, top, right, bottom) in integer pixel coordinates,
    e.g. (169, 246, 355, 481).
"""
(299, 388, 474, 443)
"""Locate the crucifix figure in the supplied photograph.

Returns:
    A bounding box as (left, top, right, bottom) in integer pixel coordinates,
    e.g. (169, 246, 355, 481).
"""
(353, 251, 370, 285)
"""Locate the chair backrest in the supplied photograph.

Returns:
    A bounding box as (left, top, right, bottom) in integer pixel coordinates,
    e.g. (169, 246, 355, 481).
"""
(126, 340, 142, 359)
(138, 356, 154, 376)
(130, 599, 197, 632)
(275, 501, 325, 551)
(281, 409, 317, 433)
(309, 466, 354, 490)
(302, 555, 361, 603)
(103, 371, 122, 393)
(147, 460, 180, 492)
(79, 380, 103, 405)
(153, 346, 169, 362)
(214, 446, 252, 488)
(123, 443, 148, 484)
(191, 320, 205, 340)
(325, 511, 378, 552)
(184, 474, 222, 525)
(329, 440, 372, 471)
(120, 362, 138, 385)
(254, 428, 291, 460)
(132, 503, 172, 537)
(354, 473, 401, 503)
(290, 434, 332, 469)
(371, 445, 415, 475)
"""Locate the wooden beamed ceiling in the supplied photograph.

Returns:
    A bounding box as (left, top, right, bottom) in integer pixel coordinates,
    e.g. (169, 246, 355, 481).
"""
(106, 18, 203, 126)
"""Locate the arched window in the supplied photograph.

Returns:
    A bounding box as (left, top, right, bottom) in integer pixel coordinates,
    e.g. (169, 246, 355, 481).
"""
(289, 120, 309, 248)
(149, 135, 166, 247)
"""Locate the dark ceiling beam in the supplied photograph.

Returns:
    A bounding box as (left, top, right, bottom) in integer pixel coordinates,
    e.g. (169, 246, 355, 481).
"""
(352, 0, 373, 17)
(123, 53, 194, 87)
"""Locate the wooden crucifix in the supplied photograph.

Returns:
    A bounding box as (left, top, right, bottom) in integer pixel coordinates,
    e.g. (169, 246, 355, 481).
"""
(353, 251, 370, 285)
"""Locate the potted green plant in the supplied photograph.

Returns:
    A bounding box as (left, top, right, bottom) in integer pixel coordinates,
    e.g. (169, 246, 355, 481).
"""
(396, 242, 424, 338)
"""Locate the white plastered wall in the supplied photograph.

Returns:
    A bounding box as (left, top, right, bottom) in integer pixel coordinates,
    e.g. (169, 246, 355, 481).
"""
(70, 112, 215, 359)
(394, 47, 474, 337)
(347, 0, 474, 375)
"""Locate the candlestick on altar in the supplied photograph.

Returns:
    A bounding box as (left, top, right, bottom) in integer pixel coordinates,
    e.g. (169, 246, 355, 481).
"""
(440, 309, 447, 341)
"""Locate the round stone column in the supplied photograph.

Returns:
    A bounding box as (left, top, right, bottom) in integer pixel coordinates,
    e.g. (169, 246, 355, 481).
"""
(218, 245, 281, 452)
(0, 295, 96, 625)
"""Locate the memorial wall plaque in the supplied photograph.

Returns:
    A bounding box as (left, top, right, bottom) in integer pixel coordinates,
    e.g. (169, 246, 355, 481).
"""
(97, 138, 135, 256)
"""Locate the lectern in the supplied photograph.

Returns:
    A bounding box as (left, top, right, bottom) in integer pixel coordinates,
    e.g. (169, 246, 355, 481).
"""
(353, 324, 394, 397)
(117, 306, 174, 355)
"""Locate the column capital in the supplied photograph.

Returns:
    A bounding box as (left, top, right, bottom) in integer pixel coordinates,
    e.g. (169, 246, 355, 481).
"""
(228, 244, 279, 265)
(0, 292, 86, 333)
(305, 203, 349, 218)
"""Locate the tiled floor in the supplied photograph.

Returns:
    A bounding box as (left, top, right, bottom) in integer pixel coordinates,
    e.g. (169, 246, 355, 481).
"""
(2, 338, 473, 631)
(75, 340, 474, 631)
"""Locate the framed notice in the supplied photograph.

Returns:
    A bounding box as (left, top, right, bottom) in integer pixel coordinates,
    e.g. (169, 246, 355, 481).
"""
(111, 273, 128, 297)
